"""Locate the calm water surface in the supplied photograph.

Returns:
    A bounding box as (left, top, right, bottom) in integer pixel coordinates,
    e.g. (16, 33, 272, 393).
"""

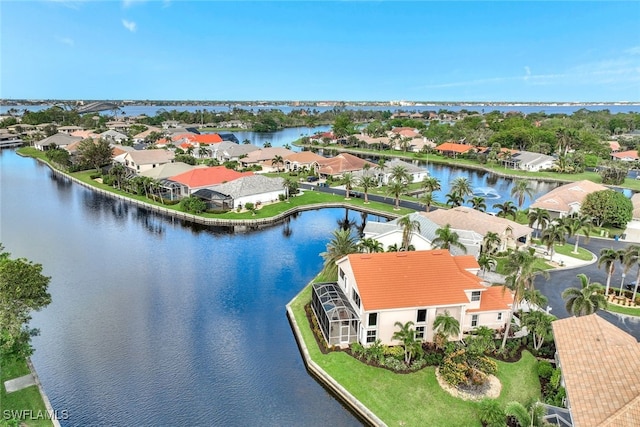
(0, 149, 364, 427)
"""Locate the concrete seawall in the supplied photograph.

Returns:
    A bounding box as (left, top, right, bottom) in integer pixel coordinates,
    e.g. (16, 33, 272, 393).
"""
(27, 358, 61, 427)
(285, 287, 386, 427)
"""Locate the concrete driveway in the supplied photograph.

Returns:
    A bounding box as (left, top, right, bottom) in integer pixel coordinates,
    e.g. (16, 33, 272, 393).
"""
(536, 236, 640, 340)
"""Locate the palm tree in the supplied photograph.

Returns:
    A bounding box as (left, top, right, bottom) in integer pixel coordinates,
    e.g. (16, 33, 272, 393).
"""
(521, 310, 554, 351)
(421, 176, 441, 193)
(623, 245, 640, 301)
(505, 401, 545, 427)
(432, 224, 467, 253)
(320, 228, 359, 279)
(358, 175, 376, 204)
(477, 253, 497, 277)
(283, 177, 297, 201)
(523, 288, 548, 310)
(510, 179, 534, 209)
(342, 172, 356, 199)
(482, 231, 502, 255)
(419, 192, 434, 212)
(492, 200, 517, 220)
(392, 321, 422, 365)
(450, 177, 473, 199)
(562, 273, 607, 316)
(433, 311, 460, 341)
(500, 250, 548, 349)
(390, 165, 411, 185)
(527, 208, 550, 238)
(271, 155, 284, 172)
(445, 192, 464, 208)
(386, 180, 407, 210)
(540, 223, 566, 263)
(563, 213, 593, 254)
(478, 399, 506, 427)
(358, 237, 384, 253)
(398, 215, 421, 251)
(598, 248, 625, 296)
(198, 145, 210, 159)
(468, 196, 487, 212)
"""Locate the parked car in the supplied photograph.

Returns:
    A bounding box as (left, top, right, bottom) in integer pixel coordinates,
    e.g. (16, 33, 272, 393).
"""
(351, 191, 362, 198)
(307, 176, 319, 182)
(625, 282, 638, 291)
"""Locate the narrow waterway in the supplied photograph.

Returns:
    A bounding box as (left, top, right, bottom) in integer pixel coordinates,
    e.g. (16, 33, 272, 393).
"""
(0, 149, 366, 426)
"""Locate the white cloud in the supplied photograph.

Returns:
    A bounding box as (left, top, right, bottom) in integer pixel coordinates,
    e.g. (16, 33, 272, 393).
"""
(122, 0, 146, 8)
(122, 19, 137, 32)
(55, 36, 75, 46)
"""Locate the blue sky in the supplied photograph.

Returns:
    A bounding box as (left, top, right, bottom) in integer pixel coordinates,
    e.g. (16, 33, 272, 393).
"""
(2, 1, 639, 102)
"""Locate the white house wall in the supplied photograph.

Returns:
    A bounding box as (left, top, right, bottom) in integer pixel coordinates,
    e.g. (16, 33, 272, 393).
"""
(234, 190, 286, 209)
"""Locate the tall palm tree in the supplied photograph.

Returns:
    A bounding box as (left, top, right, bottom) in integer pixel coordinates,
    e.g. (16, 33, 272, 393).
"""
(450, 177, 473, 199)
(283, 177, 298, 201)
(492, 200, 517, 220)
(598, 248, 625, 296)
(540, 222, 566, 263)
(477, 253, 497, 277)
(358, 175, 376, 204)
(198, 145, 210, 159)
(445, 192, 464, 208)
(510, 179, 535, 209)
(624, 245, 640, 301)
(341, 172, 356, 199)
(421, 176, 441, 194)
(386, 180, 407, 210)
(390, 165, 410, 184)
(432, 224, 467, 253)
(271, 155, 284, 172)
(500, 250, 548, 349)
(482, 231, 501, 255)
(562, 273, 607, 316)
(527, 208, 550, 238)
(468, 196, 487, 212)
(419, 192, 434, 212)
(398, 215, 421, 251)
(320, 228, 359, 279)
(433, 311, 460, 341)
(521, 310, 554, 351)
(358, 237, 384, 253)
(563, 213, 593, 254)
(392, 321, 422, 365)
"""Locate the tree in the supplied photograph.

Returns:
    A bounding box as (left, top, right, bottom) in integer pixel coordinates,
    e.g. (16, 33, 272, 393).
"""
(468, 196, 487, 212)
(180, 196, 207, 214)
(432, 224, 467, 253)
(450, 177, 473, 199)
(271, 155, 284, 172)
(392, 321, 422, 365)
(283, 177, 298, 201)
(342, 172, 356, 199)
(478, 399, 506, 427)
(501, 250, 548, 349)
(332, 113, 356, 139)
(527, 208, 550, 238)
(598, 248, 625, 296)
(581, 189, 632, 228)
(398, 215, 421, 251)
(477, 253, 497, 277)
(421, 176, 441, 193)
(0, 245, 52, 358)
(521, 310, 554, 351)
(623, 245, 640, 302)
(386, 180, 407, 210)
(505, 401, 545, 427)
(109, 163, 127, 190)
(510, 180, 534, 208)
(482, 231, 502, 255)
(445, 192, 465, 208)
(419, 192, 434, 212)
(358, 175, 376, 204)
(389, 165, 410, 184)
(198, 145, 210, 159)
(433, 311, 460, 341)
(562, 273, 607, 316)
(563, 213, 593, 254)
(358, 238, 384, 254)
(76, 137, 113, 171)
(492, 200, 517, 220)
(320, 229, 359, 279)
(540, 223, 566, 263)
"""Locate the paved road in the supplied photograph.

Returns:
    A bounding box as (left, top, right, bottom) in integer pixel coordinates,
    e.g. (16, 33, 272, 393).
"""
(536, 236, 640, 340)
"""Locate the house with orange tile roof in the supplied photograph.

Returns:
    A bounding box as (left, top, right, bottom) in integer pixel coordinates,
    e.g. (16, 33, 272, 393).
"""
(311, 250, 513, 347)
(283, 151, 325, 173)
(611, 149, 639, 162)
(529, 180, 608, 219)
(434, 141, 475, 157)
(168, 166, 253, 194)
(317, 153, 376, 178)
(551, 314, 640, 427)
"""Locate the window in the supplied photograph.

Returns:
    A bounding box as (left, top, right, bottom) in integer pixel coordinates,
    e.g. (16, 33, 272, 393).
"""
(368, 312, 377, 327)
(471, 314, 478, 327)
(339, 269, 345, 280)
(352, 290, 361, 309)
(366, 330, 377, 343)
(497, 312, 503, 321)
(416, 309, 427, 323)
(471, 291, 481, 302)
(415, 326, 425, 340)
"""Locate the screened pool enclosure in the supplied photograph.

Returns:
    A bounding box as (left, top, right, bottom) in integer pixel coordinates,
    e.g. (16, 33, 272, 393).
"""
(311, 282, 360, 347)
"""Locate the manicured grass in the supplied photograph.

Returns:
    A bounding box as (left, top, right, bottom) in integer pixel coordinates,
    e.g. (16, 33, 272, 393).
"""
(495, 256, 553, 275)
(0, 356, 52, 427)
(551, 243, 594, 261)
(289, 286, 541, 426)
(605, 303, 640, 316)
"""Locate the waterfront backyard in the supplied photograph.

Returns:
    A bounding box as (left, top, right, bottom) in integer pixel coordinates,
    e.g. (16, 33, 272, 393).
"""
(289, 285, 541, 426)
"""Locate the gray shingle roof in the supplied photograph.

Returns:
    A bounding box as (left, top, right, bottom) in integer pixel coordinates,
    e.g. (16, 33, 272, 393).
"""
(213, 175, 284, 198)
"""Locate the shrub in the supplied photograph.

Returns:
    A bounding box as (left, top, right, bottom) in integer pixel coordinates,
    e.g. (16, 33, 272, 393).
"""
(537, 361, 554, 379)
(383, 357, 406, 371)
(423, 351, 444, 366)
(350, 342, 365, 359)
(478, 399, 506, 427)
(382, 345, 404, 360)
(550, 368, 561, 390)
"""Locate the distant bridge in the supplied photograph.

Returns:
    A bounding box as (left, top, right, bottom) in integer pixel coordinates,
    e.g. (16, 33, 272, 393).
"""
(76, 101, 120, 114)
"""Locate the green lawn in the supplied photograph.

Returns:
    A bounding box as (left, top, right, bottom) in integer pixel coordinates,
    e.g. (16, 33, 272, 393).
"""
(551, 243, 594, 261)
(0, 357, 52, 427)
(605, 303, 640, 316)
(289, 286, 540, 427)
